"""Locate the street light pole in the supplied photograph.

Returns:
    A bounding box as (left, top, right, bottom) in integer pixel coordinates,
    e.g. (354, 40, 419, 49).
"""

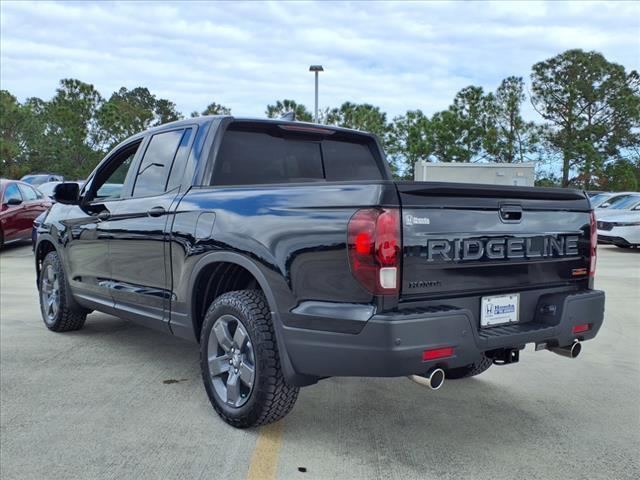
(309, 65, 323, 122)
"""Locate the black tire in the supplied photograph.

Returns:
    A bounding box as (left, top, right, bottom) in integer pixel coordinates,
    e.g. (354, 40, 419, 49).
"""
(39, 251, 87, 332)
(200, 290, 299, 428)
(445, 355, 493, 379)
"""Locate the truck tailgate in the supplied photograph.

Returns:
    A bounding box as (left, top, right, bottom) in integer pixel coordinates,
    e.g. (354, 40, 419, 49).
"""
(396, 182, 592, 299)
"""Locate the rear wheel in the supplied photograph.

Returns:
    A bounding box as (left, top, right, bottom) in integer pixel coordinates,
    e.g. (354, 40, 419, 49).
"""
(200, 290, 299, 428)
(39, 251, 87, 332)
(445, 355, 493, 379)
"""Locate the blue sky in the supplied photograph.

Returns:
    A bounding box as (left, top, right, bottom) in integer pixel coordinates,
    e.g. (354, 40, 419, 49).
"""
(1, 1, 639, 120)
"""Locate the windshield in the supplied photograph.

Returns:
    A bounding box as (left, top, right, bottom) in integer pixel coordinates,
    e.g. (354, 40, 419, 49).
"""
(590, 193, 611, 208)
(610, 195, 640, 209)
(38, 182, 60, 197)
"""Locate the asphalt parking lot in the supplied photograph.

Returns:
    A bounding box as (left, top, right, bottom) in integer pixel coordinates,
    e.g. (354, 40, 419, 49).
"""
(0, 244, 639, 480)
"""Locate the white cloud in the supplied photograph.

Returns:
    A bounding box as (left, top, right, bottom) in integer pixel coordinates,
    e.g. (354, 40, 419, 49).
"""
(1, 0, 638, 119)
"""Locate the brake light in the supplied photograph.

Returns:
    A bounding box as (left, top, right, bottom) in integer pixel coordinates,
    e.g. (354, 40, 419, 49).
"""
(422, 347, 454, 361)
(347, 208, 400, 294)
(589, 210, 597, 278)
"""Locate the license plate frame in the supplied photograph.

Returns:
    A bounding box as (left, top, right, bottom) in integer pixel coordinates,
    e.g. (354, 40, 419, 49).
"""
(480, 293, 520, 328)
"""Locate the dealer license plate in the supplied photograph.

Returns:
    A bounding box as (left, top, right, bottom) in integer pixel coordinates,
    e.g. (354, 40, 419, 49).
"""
(481, 293, 519, 328)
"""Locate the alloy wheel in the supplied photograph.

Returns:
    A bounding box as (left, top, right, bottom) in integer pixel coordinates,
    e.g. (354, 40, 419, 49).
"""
(41, 264, 60, 324)
(207, 314, 256, 408)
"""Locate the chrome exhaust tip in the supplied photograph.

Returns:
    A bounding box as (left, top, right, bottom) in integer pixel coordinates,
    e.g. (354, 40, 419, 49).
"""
(409, 368, 446, 390)
(548, 340, 582, 359)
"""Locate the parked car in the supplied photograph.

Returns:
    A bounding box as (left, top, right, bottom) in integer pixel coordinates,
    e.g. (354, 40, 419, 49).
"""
(20, 173, 64, 186)
(38, 181, 84, 200)
(34, 116, 605, 428)
(596, 194, 640, 218)
(589, 192, 617, 208)
(597, 208, 640, 248)
(596, 192, 638, 209)
(1, 179, 51, 248)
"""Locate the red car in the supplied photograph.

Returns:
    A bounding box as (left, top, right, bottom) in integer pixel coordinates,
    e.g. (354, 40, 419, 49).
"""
(1, 179, 51, 248)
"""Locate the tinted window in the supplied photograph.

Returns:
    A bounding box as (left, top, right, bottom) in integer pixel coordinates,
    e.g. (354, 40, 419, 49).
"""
(214, 131, 324, 185)
(166, 128, 193, 192)
(95, 148, 138, 200)
(322, 140, 382, 181)
(132, 130, 184, 197)
(3, 183, 22, 204)
(18, 184, 39, 201)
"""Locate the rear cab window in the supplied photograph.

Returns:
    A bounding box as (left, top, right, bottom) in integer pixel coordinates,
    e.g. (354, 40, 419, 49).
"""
(212, 122, 385, 186)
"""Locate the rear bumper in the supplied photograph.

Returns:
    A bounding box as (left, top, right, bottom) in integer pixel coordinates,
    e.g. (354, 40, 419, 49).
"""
(281, 290, 605, 378)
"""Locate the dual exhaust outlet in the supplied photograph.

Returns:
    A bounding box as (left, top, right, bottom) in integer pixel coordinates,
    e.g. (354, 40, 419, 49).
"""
(411, 340, 582, 392)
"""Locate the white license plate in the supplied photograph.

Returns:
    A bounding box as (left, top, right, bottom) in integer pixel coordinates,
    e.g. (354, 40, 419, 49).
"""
(481, 293, 519, 328)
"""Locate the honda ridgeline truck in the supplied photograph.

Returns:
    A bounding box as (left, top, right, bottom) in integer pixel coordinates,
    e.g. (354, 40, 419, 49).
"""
(34, 116, 605, 428)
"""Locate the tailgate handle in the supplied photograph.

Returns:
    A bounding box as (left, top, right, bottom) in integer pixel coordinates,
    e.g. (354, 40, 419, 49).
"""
(500, 205, 522, 223)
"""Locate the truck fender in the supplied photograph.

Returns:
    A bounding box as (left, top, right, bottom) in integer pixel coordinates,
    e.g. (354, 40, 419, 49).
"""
(187, 251, 317, 387)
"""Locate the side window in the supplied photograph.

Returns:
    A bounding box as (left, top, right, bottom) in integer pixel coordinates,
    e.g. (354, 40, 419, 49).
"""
(166, 128, 193, 192)
(93, 141, 141, 201)
(213, 130, 324, 186)
(132, 130, 184, 197)
(18, 184, 39, 201)
(3, 183, 22, 204)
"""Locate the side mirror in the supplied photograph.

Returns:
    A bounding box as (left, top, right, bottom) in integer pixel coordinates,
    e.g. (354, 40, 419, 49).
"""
(600, 202, 610, 208)
(5, 197, 22, 206)
(53, 182, 80, 205)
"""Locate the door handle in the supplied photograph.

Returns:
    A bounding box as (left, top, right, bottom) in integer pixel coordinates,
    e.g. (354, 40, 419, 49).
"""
(97, 211, 111, 221)
(147, 206, 166, 217)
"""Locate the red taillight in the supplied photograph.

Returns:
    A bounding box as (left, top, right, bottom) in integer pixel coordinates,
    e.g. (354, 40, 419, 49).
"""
(422, 347, 454, 361)
(589, 210, 597, 278)
(572, 323, 591, 334)
(347, 208, 400, 294)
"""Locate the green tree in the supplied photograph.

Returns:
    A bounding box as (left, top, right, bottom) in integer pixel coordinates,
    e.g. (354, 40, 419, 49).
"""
(46, 79, 105, 177)
(0, 90, 30, 177)
(97, 87, 183, 150)
(430, 86, 495, 163)
(324, 102, 389, 140)
(531, 49, 640, 188)
(486, 77, 540, 163)
(192, 102, 231, 117)
(265, 99, 312, 122)
(387, 110, 432, 178)
(155, 98, 182, 125)
(596, 157, 639, 191)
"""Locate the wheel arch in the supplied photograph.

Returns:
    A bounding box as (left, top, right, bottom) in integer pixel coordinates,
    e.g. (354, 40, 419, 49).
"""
(189, 252, 279, 341)
(34, 235, 58, 284)
(188, 251, 317, 387)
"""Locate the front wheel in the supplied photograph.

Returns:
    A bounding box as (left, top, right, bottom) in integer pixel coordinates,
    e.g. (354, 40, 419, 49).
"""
(39, 251, 87, 332)
(200, 290, 299, 428)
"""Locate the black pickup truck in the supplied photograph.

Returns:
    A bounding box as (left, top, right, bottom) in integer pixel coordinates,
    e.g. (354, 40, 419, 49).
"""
(35, 116, 605, 428)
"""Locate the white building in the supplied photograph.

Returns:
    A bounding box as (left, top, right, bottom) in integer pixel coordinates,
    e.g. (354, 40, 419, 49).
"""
(414, 161, 536, 187)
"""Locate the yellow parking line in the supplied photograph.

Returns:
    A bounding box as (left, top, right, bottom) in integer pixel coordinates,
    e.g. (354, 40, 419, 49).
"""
(246, 421, 284, 480)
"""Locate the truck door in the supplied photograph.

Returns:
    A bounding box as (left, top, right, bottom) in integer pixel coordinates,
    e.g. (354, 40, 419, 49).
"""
(63, 140, 143, 310)
(102, 127, 194, 333)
